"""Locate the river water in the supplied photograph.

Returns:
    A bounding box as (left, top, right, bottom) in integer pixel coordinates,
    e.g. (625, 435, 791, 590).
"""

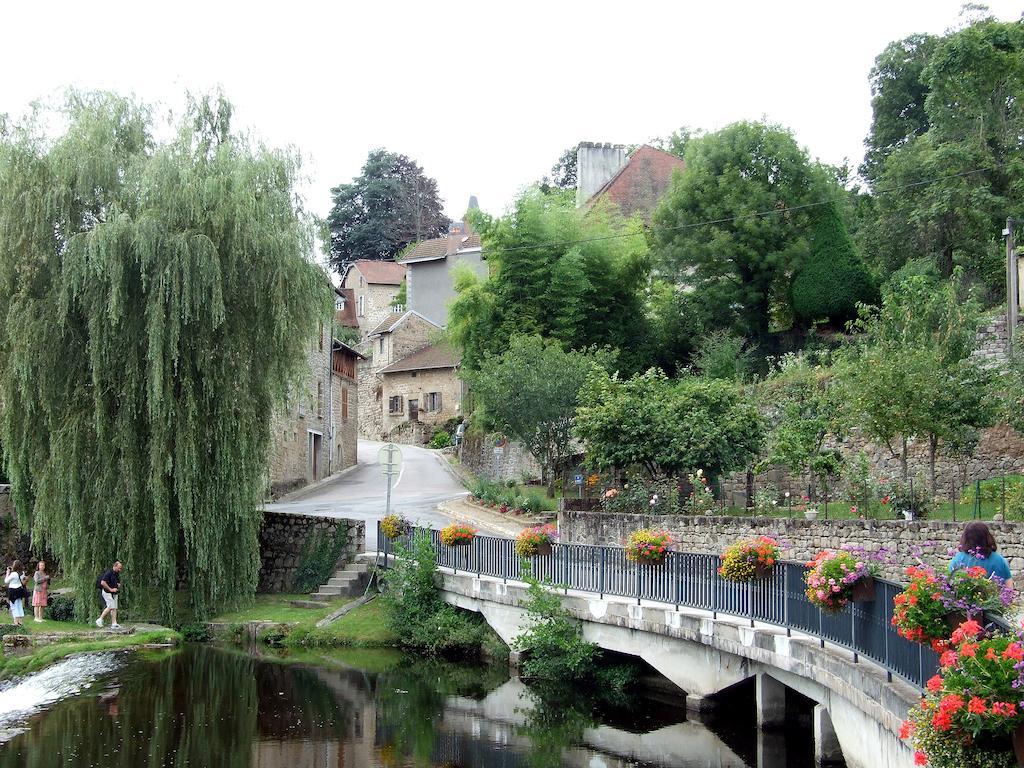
(0, 645, 819, 767)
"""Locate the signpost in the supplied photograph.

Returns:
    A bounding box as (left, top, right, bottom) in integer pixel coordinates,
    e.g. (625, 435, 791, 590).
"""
(377, 443, 403, 518)
(575, 474, 584, 499)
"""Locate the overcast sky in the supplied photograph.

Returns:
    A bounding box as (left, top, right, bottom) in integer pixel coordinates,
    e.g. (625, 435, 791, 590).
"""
(3, 1, 1023, 226)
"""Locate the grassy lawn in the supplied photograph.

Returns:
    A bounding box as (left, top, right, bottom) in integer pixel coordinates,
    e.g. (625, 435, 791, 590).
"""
(285, 599, 398, 648)
(211, 594, 350, 628)
(22, 618, 101, 634)
(0, 628, 181, 680)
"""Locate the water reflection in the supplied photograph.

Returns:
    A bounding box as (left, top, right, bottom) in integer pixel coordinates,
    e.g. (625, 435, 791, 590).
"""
(0, 645, 796, 767)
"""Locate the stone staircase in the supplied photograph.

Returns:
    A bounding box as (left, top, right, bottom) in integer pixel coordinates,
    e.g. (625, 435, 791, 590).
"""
(310, 561, 372, 602)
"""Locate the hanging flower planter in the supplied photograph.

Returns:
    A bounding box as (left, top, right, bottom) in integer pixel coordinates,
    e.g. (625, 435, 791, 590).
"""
(515, 524, 557, 558)
(804, 550, 880, 613)
(851, 575, 876, 603)
(439, 523, 476, 547)
(719, 536, 780, 582)
(380, 514, 410, 540)
(625, 529, 672, 565)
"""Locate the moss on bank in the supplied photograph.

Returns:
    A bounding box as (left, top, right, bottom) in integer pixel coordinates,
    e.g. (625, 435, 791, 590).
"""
(0, 629, 182, 680)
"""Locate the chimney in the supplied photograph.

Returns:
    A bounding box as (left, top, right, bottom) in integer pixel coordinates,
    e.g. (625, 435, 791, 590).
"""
(576, 142, 627, 207)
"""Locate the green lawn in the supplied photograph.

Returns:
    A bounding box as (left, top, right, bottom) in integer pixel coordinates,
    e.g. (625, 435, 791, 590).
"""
(285, 599, 398, 648)
(0, 628, 181, 680)
(721, 500, 1005, 521)
(211, 594, 350, 627)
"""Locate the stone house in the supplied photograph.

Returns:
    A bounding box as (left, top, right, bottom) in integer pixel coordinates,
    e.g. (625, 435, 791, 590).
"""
(378, 343, 463, 435)
(397, 201, 488, 327)
(266, 320, 363, 498)
(340, 260, 407, 340)
(576, 142, 686, 220)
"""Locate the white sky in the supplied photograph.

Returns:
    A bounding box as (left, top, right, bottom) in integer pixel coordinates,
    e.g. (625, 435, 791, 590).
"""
(2, 1, 1023, 224)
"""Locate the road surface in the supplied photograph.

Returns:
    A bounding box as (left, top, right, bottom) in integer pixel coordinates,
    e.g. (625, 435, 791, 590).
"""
(264, 440, 474, 546)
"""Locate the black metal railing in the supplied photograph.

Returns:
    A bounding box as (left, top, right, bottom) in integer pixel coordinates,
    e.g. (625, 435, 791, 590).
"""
(378, 526, 1018, 691)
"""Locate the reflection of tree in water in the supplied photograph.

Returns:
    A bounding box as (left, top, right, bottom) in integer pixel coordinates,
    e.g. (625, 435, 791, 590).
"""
(0, 646, 353, 768)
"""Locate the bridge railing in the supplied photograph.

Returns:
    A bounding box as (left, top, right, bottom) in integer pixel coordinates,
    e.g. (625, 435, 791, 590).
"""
(378, 526, 1012, 691)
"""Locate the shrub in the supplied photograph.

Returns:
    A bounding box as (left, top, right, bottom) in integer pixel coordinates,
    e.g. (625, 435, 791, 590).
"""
(429, 430, 452, 449)
(179, 622, 212, 642)
(804, 550, 877, 613)
(439, 523, 476, 547)
(45, 593, 76, 622)
(791, 202, 877, 325)
(962, 475, 1024, 509)
(515, 524, 557, 557)
(718, 536, 780, 582)
(0, 624, 27, 640)
(625, 529, 672, 564)
(752, 483, 780, 515)
(602, 474, 679, 515)
(888, 477, 933, 519)
(257, 624, 289, 647)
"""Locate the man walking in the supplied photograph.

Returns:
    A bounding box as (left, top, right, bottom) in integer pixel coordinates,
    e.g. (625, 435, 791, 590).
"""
(96, 560, 123, 629)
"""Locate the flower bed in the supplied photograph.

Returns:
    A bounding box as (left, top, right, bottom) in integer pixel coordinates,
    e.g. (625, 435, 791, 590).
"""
(893, 565, 1012, 650)
(515, 524, 557, 557)
(626, 529, 672, 564)
(903, 619, 1024, 767)
(439, 523, 476, 547)
(804, 550, 878, 612)
(718, 536, 780, 582)
(380, 514, 409, 540)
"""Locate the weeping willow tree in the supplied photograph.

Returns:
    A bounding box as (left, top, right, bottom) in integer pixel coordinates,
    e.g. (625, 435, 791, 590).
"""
(0, 92, 331, 621)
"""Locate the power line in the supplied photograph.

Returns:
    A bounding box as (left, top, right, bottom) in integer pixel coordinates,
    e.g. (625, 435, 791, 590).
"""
(481, 162, 1008, 257)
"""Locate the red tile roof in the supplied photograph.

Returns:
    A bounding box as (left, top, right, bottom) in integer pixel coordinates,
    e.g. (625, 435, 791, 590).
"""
(378, 343, 460, 374)
(334, 287, 359, 328)
(586, 145, 685, 220)
(350, 259, 407, 285)
(398, 227, 481, 263)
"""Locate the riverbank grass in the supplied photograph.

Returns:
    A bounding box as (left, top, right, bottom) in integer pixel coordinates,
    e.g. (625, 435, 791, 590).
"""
(0, 628, 181, 679)
(285, 600, 399, 647)
(211, 594, 351, 627)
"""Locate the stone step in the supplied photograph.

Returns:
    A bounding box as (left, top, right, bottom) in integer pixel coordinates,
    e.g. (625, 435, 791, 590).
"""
(288, 600, 328, 610)
(335, 562, 369, 576)
(327, 575, 363, 588)
(314, 585, 344, 597)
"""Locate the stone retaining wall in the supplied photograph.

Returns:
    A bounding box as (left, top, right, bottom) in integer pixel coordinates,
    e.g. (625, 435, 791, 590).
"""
(558, 509, 1024, 581)
(258, 511, 364, 593)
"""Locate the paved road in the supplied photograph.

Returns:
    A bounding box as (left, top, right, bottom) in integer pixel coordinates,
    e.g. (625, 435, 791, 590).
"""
(264, 440, 474, 546)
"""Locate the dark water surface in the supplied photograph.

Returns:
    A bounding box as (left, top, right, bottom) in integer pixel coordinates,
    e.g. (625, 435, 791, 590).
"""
(0, 644, 817, 767)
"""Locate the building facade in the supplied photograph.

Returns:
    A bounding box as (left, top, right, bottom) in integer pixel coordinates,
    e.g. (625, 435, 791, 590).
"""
(340, 260, 407, 340)
(378, 344, 463, 434)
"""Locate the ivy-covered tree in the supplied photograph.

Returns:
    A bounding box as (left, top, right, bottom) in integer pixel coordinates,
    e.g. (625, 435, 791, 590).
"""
(652, 120, 829, 347)
(791, 202, 878, 325)
(0, 92, 331, 621)
(326, 149, 450, 271)
(467, 335, 612, 496)
(575, 369, 763, 483)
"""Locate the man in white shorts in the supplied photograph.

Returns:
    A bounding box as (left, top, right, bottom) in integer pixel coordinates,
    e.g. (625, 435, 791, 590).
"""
(96, 560, 123, 629)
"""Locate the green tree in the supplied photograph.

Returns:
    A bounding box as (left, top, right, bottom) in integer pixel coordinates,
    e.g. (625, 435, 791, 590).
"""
(390, 279, 407, 308)
(575, 369, 763, 483)
(652, 120, 828, 346)
(0, 92, 331, 622)
(449, 190, 649, 372)
(791, 202, 878, 325)
(467, 335, 610, 495)
(326, 149, 450, 271)
(539, 145, 577, 193)
(840, 272, 994, 494)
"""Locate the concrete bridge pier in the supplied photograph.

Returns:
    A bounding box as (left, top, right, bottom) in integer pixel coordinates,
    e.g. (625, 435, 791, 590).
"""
(755, 673, 787, 729)
(756, 730, 788, 768)
(814, 705, 843, 765)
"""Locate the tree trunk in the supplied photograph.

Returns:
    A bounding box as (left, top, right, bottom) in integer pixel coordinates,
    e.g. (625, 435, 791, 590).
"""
(928, 434, 938, 500)
(900, 436, 909, 483)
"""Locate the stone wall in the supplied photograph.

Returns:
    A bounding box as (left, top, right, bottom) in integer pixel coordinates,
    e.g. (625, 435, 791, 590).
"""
(972, 313, 1011, 369)
(459, 432, 542, 484)
(557, 508, 1024, 582)
(258, 511, 364, 593)
(357, 357, 383, 439)
(331, 370, 358, 471)
(382, 367, 461, 435)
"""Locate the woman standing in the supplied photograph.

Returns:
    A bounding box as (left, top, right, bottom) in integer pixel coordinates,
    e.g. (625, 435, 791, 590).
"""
(5, 560, 26, 626)
(949, 521, 1014, 589)
(32, 560, 50, 623)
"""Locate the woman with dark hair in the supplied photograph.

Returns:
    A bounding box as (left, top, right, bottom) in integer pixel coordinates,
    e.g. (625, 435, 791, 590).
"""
(950, 521, 1013, 588)
(4, 559, 26, 626)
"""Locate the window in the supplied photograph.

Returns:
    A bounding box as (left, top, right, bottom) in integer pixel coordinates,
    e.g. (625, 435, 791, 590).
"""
(317, 382, 323, 418)
(358, 295, 364, 316)
(388, 395, 404, 414)
(379, 337, 384, 355)
(424, 392, 443, 412)
(341, 387, 349, 420)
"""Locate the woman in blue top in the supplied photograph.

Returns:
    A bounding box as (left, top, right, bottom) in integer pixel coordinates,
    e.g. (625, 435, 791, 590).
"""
(949, 521, 1013, 588)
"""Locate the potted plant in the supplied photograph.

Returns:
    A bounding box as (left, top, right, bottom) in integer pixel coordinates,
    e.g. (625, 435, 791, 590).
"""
(439, 523, 476, 547)
(625, 529, 672, 565)
(380, 514, 409, 540)
(944, 566, 1013, 628)
(515, 524, 557, 557)
(804, 507, 820, 521)
(718, 536, 780, 582)
(804, 550, 878, 612)
(901, 619, 1024, 767)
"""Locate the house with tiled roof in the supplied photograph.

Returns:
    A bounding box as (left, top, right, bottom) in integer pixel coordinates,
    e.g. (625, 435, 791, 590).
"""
(378, 342, 462, 433)
(576, 142, 685, 221)
(398, 198, 488, 327)
(340, 259, 408, 340)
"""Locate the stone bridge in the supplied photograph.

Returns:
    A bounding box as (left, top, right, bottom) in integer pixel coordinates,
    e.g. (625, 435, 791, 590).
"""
(376, 555, 921, 768)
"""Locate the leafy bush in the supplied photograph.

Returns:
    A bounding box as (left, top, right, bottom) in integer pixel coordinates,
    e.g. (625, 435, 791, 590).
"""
(602, 474, 679, 514)
(292, 525, 348, 593)
(889, 477, 933, 519)
(179, 622, 212, 642)
(792, 202, 878, 324)
(961, 475, 1024, 507)
(45, 593, 76, 622)
(257, 624, 290, 647)
(0, 624, 27, 639)
(429, 430, 452, 449)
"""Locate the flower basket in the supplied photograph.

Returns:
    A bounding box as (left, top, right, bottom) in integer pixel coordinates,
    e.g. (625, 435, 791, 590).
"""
(804, 550, 879, 613)
(943, 609, 969, 631)
(625, 529, 671, 565)
(514, 524, 557, 558)
(439, 523, 476, 547)
(719, 536, 780, 583)
(380, 514, 409, 540)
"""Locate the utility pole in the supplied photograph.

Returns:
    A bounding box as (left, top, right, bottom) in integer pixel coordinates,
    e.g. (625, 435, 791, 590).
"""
(1006, 218, 1018, 356)
(378, 443, 403, 517)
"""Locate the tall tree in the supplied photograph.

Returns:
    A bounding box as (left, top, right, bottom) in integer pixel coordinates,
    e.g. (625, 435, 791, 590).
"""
(539, 146, 578, 193)
(326, 149, 450, 271)
(0, 92, 331, 621)
(652, 120, 828, 347)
